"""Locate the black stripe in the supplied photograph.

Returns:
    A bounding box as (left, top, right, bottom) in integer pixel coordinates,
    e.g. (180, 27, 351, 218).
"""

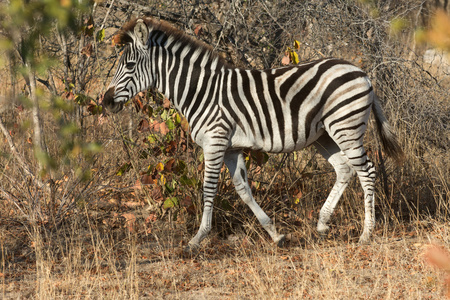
(160, 45, 168, 95)
(304, 70, 367, 142)
(266, 72, 285, 150)
(164, 36, 180, 96)
(352, 160, 368, 167)
(176, 47, 195, 107)
(230, 70, 255, 136)
(333, 122, 366, 135)
(151, 30, 168, 46)
(221, 71, 246, 134)
(328, 103, 372, 130)
(168, 44, 185, 101)
(290, 59, 347, 144)
(279, 60, 322, 100)
(240, 70, 265, 141)
(209, 122, 230, 133)
(339, 132, 365, 144)
(321, 86, 373, 123)
(347, 152, 367, 160)
(204, 106, 220, 128)
(191, 73, 219, 130)
(252, 70, 274, 148)
(271, 65, 297, 77)
(209, 143, 228, 147)
(180, 52, 203, 114)
(186, 60, 214, 121)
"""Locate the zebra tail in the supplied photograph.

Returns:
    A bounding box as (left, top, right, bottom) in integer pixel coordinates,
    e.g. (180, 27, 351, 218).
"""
(372, 94, 405, 165)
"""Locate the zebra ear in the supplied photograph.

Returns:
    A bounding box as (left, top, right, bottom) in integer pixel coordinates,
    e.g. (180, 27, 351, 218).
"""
(134, 19, 148, 45)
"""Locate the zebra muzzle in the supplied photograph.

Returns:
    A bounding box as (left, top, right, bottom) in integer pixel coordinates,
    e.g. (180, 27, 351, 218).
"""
(102, 87, 124, 113)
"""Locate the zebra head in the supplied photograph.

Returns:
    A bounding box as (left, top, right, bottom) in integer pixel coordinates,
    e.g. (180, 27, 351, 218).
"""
(103, 19, 152, 113)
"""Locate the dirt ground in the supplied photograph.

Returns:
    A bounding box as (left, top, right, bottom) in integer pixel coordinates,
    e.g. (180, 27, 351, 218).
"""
(1, 218, 449, 299)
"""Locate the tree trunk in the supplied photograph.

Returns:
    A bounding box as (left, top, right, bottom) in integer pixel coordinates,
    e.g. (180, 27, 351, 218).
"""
(28, 67, 46, 172)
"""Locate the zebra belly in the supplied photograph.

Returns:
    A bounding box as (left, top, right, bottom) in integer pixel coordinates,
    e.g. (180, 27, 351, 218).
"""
(229, 125, 323, 153)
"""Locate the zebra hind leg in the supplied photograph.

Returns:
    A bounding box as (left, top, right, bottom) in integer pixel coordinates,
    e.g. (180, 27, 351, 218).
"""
(224, 150, 286, 246)
(341, 145, 376, 244)
(313, 134, 355, 236)
(329, 129, 377, 244)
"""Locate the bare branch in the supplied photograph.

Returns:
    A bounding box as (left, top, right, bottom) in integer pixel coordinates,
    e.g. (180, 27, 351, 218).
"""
(0, 115, 45, 189)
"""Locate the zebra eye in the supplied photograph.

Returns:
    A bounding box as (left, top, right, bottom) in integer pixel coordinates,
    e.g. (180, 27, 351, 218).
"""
(126, 62, 136, 69)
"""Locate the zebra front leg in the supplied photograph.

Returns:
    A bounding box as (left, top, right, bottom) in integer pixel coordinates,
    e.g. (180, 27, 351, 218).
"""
(186, 148, 225, 252)
(224, 150, 285, 246)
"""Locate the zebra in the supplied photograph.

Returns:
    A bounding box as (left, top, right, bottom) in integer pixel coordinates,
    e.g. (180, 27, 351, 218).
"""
(103, 17, 404, 251)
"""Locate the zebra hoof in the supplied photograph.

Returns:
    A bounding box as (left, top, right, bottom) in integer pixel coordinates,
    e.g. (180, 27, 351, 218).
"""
(276, 235, 286, 247)
(358, 234, 371, 245)
(317, 223, 330, 238)
(182, 242, 200, 256)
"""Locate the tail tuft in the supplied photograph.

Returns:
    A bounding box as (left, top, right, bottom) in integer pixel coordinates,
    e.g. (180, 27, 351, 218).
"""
(372, 94, 405, 165)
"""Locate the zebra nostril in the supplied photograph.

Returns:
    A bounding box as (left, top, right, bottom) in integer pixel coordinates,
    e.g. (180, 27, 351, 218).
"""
(102, 87, 124, 113)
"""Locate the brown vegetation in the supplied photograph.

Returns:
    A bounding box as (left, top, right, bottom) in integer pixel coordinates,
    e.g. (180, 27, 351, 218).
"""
(0, 0, 449, 298)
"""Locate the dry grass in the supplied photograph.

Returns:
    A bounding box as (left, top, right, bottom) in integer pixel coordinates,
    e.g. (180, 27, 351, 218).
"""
(1, 210, 449, 299)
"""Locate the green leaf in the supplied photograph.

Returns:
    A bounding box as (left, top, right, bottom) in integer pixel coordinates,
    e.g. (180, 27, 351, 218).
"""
(116, 162, 131, 176)
(163, 197, 178, 209)
(74, 93, 92, 106)
(146, 134, 158, 144)
(174, 113, 182, 125)
(165, 183, 175, 194)
(88, 104, 102, 115)
(180, 175, 193, 187)
(160, 109, 169, 120)
(166, 119, 175, 130)
(165, 179, 178, 194)
(147, 105, 154, 117)
(96, 28, 105, 42)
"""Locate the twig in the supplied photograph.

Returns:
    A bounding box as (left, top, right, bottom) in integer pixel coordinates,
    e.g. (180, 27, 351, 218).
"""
(262, 153, 289, 201)
(0, 115, 45, 189)
(0, 187, 31, 222)
(258, 0, 325, 58)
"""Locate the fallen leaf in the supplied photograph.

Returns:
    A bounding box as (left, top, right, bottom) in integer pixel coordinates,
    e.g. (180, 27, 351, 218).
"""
(194, 24, 203, 36)
(122, 213, 136, 233)
(133, 97, 143, 112)
(140, 174, 157, 185)
(281, 54, 290, 65)
(137, 119, 150, 132)
(81, 43, 93, 57)
(158, 121, 169, 135)
(180, 118, 190, 132)
(123, 201, 143, 208)
(163, 98, 171, 109)
(145, 213, 157, 224)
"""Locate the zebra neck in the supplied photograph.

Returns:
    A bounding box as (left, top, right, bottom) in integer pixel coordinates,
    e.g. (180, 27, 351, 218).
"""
(153, 41, 225, 123)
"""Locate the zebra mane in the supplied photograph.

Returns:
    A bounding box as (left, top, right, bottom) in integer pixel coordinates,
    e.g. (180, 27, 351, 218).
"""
(113, 17, 227, 66)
